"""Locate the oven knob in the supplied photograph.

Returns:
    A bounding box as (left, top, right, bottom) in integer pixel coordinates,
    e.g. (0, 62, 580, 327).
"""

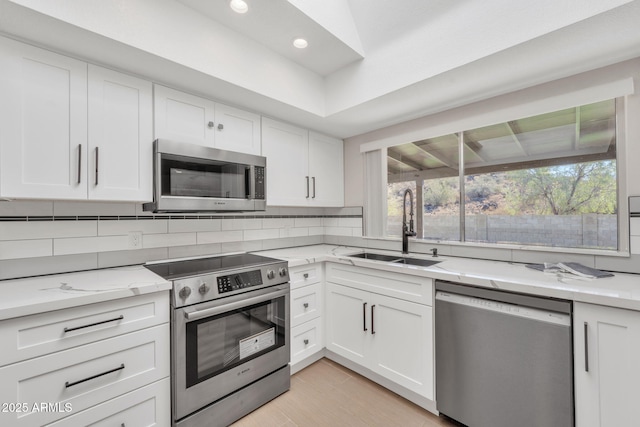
(199, 283, 210, 295)
(278, 267, 288, 277)
(179, 286, 192, 299)
(267, 270, 275, 280)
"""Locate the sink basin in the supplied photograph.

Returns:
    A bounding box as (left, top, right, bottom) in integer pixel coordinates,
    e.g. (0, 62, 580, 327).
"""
(392, 257, 441, 267)
(348, 252, 402, 262)
(347, 252, 441, 267)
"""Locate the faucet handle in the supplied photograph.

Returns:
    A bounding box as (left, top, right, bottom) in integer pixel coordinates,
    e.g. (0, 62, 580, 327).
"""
(430, 248, 438, 257)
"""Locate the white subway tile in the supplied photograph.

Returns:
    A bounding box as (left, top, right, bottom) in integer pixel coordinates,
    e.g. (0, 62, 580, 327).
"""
(54, 236, 129, 256)
(221, 218, 263, 231)
(143, 233, 197, 249)
(322, 218, 339, 227)
(0, 254, 98, 280)
(294, 217, 322, 227)
(168, 243, 222, 259)
(630, 218, 640, 236)
(98, 220, 167, 236)
(324, 226, 353, 236)
(0, 239, 52, 260)
(338, 218, 363, 228)
(352, 227, 363, 237)
(308, 227, 324, 236)
(198, 230, 243, 244)
(244, 229, 280, 241)
(631, 236, 640, 255)
(168, 219, 221, 233)
(0, 221, 97, 241)
(98, 248, 169, 268)
(262, 218, 295, 229)
(221, 240, 263, 253)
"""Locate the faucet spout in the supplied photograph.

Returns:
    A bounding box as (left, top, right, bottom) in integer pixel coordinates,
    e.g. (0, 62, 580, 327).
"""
(402, 189, 417, 254)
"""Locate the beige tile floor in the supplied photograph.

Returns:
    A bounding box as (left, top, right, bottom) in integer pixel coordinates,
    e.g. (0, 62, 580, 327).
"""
(231, 358, 459, 427)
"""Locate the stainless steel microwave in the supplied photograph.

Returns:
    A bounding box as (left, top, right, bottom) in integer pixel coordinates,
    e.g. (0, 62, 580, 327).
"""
(143, 139, 266, 213)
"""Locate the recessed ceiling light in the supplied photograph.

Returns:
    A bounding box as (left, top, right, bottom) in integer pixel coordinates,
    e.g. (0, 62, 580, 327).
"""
(293, 38, 308, 49)
(230, 0, 248, 14)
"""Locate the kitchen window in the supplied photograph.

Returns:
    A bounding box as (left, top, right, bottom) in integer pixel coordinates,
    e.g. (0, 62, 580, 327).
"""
(386, 99, 619, 251)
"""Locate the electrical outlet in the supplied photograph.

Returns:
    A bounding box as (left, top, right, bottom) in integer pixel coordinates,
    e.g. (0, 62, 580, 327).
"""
(128, 231, 143, 250)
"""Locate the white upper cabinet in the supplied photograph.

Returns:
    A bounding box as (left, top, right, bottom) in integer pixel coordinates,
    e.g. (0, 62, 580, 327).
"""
(88, 65, 153, 201)
(0, 37, 153, 202)
(262, 118, 344, 207)
(0, 37, 88, 200)
(309, 131, 344, 206)
(153, 85, 261, 155)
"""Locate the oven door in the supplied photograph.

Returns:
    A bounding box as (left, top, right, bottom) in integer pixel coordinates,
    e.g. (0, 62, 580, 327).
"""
(173, 284, 290, 421)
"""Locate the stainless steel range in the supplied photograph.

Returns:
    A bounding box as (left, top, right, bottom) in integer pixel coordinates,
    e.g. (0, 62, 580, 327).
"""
(145, 253, 290, 427)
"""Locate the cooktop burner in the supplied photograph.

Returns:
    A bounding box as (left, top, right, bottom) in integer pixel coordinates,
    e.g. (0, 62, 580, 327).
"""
(145, 253, 282, 280)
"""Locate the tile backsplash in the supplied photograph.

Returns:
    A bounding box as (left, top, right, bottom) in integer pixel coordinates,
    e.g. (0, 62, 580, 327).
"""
(0, 201, 363, 280)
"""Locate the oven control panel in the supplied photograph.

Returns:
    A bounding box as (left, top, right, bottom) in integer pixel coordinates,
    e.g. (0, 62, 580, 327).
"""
(217, 270, 263, 294)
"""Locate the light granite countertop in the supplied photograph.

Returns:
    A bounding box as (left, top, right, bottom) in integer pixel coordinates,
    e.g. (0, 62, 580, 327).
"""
(256, 244, 640, 312)
(0, 265, 171, 321)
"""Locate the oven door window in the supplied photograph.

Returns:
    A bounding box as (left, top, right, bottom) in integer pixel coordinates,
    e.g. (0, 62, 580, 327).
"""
(185, 295, 286, 388)
(161, 154, 250, 199)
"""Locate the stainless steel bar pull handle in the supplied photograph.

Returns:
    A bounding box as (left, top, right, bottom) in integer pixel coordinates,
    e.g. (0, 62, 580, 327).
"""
(77, 144, 82, 184)
(94, 147, 99, 186)
(363, 302, 367, 331)
(63, 315, 124, 333)
(584, 321, 589, 372)
(312, 176, 316, 198)
(371, 304, 376, 334)
(306, 176, 310, 198)
(65, 363, 125, 388)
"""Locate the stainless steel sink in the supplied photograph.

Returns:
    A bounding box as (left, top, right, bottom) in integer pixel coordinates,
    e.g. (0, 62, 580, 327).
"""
(348, 252, 403, 262)
(392, 257, 441, 267)
(347, 252, 441, 267)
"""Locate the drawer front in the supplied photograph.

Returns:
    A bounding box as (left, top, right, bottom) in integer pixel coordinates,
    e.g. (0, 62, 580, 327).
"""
(291, 282, 323, 327)
(290, 264, 322, 289)
(291, 317, 324, 365)
(0, 292, 169, 367)
(0, 324, 169, 427)
(326, 262, 433, 305)
(45, 378, 170, 427)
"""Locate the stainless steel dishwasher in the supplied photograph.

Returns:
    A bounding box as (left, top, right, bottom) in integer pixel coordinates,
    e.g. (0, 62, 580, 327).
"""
(435, 281, 573, 427)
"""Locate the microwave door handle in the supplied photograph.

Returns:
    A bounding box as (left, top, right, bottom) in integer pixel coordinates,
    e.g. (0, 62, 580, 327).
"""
(183, 286, 289, 321)
(246, 166, 253, 199)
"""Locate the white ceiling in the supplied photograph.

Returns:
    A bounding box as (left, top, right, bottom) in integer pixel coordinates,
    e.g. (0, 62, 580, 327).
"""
(1, 0, 640, 139)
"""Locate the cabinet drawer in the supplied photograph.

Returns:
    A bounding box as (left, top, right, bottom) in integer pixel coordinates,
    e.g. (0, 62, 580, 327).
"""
(0, 324, 169, 427)
(326, 263, 433, 305)
(0, 292, 169, 367)
(291, 282, 323, 327)
(290, 264, 322, 289)
(291, 317, 324, 365)
(45, 378, 170, 427)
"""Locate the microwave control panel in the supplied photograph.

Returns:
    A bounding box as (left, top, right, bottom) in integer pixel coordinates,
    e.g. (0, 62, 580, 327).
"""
(255, 166, 265, 199)
(217, 270, 263, 294)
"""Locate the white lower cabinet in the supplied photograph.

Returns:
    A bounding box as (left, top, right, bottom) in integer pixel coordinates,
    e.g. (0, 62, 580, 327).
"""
(325, 263, 434, 400)
(46, 378, 169, 427)
(0, 292, 170, 427)
(574, 302, 640, 427)
(289, 264, 324, 370)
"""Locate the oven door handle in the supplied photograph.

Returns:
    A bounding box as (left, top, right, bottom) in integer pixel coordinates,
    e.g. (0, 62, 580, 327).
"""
(182, 285, 289, 321)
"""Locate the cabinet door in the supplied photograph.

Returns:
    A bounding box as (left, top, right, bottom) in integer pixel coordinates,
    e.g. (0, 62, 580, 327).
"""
(261, 118, 309, 206)
(0, 37, 88, 199)
(214, 103, 261, 155)
(88, 65, 153, 201)
(369, 294, 433, 399)
(325, 282, 369, 364)
(153, 84, 215, 146)
(574, 302, 640, 427)
(308, 131, 344, 207)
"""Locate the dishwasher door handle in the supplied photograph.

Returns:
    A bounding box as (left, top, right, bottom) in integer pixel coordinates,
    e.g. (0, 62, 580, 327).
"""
(584, 321, 589, 372)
